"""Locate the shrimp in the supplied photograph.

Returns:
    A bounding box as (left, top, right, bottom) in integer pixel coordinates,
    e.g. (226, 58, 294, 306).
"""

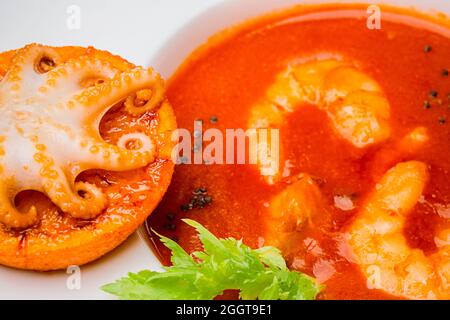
(265, 174, 324, 253)
(348, 161, 450, 299)
(248, 58, 390, 183)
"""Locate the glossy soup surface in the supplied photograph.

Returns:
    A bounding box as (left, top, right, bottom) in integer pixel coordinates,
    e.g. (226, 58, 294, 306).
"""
(148, 5, 450, 299)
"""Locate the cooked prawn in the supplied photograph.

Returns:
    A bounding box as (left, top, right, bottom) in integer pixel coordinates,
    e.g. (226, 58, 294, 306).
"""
(348, 161, 449, 299)
(248, 59, 390, 183)
(265, 174, 324, 253)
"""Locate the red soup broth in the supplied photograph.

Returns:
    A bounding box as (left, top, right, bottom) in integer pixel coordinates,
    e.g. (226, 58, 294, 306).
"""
(147, 4, 450, 300)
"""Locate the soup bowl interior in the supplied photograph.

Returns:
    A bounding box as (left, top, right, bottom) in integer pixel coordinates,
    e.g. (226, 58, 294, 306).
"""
(149, 0, 450, 76)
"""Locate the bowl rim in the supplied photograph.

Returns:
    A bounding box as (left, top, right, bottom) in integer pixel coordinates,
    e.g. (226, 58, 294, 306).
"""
(148, 0, 450, 78)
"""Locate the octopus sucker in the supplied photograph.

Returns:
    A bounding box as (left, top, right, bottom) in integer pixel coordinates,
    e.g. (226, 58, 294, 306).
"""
(117, 132, 154, 153)
(248, 57, 391, 183)
(348, 161, 450, 299)
(43, 176, 107, 220)
(0, 44, 176, 270)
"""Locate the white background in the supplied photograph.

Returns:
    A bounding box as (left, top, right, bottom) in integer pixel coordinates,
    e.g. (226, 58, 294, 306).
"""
(0, 0, 222, 68)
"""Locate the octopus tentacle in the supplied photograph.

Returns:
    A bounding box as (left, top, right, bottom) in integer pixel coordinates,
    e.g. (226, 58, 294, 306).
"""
(36, 55, 119, 106)
(37, 133, 154, 219)
(32, 147, 107, 220)
(0, 182, 38, 229)
(1, 44, 60, 102)
(69, 67, 165, 122)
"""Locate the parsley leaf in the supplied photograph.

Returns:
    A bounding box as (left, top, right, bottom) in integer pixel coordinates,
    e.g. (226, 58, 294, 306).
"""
(101, 219, 323, 300)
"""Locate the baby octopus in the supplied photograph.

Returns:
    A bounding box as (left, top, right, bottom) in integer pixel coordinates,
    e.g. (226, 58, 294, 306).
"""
(348, 161, 450, 299)
(0, 44, 166, 228)
(0, 44, 176, 270)
(248, 58, 391, 183)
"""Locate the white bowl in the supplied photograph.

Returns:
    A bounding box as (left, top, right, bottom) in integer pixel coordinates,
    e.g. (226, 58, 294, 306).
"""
(0, 0, 449, 300)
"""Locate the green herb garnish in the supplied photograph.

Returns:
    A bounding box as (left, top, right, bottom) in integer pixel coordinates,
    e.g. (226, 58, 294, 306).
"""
(102, 219, 323, 300)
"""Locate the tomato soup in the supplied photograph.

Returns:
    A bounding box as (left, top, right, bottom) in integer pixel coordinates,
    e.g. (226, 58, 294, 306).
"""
(147, 4, 450, 299)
